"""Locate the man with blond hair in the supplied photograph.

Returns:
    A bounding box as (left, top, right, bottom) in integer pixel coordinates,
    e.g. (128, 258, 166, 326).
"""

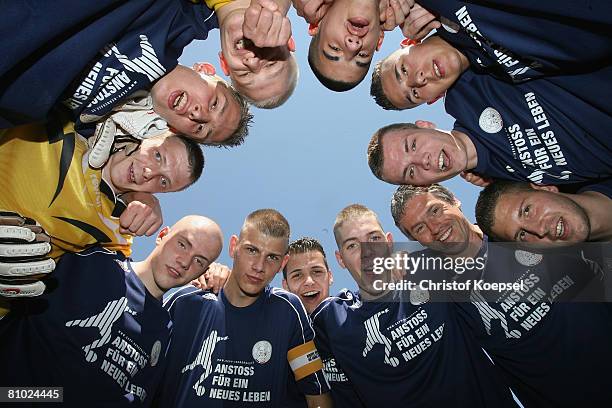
(157, 209, 331, 407)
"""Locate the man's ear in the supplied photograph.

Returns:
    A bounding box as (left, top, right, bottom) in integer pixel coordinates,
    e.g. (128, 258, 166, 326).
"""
(415, 120, 436, 129)
(193, 62, 216, 76)
(335, 250, 346, 269)
(229, 234, 239, 259)
(376, 31, 385, 51)
(308, 23, 319, 37)
(328, 270, 334, 286)
(218, 52, 231, 76)
(400, 38, 418, 48)
(530, 184, 559, 193)
(156, 226, 170, 245)
(279, 254, 290, 274)
(288, 36, 296, 52)
(282, 279, 289, 291)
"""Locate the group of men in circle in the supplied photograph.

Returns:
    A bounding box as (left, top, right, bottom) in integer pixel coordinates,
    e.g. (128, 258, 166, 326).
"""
(0, 0, 610, 406)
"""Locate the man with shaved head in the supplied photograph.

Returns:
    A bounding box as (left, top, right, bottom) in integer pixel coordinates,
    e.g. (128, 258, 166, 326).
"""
(0, 215, 224, 405)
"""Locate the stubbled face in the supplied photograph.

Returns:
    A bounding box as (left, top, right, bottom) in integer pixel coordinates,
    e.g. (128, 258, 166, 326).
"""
(492, 189, 590, 245)
(150, 224, 222, 293)
(221, 12, 293, 103)
(229, 225, 288, 297)
(380, 128, 467, 185)
(108, 135, 191, 193)
(335, 214, 392, 296)
(380, 38, 467, 109)
(398, 193, 473, 255)
(284, 251, 332, 314)
(312, 0, 382, 84)
(151, 65, 240, 143)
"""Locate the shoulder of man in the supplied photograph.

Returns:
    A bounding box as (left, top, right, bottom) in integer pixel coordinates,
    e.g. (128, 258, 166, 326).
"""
(310, 289, 361, 323)
(162, 286, 218, 312)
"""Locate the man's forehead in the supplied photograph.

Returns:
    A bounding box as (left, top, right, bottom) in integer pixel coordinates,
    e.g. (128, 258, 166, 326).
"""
(288, 251, 326, 268)
(241, 228, 288, 253)
(339, 215, 383, 239)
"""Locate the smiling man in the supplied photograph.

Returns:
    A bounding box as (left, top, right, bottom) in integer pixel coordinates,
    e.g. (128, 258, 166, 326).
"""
(0, 215, 224, 406)
(475, 180, 612, 244)
(368, 108, 612, 186)
(311, 204, 516, 407)
(0, 118, 203, 258)
(391, 183, 612, 407)
(282, 237, 334, 314)
(157, 209, 331, 407)
(0, 0, 253, 148)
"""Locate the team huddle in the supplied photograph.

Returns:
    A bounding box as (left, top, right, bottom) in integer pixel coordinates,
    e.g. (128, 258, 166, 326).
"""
(0, 0, 610, 407)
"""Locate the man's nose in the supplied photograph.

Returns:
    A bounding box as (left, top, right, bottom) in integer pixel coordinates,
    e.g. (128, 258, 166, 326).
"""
(243, 56, 263, 72)
(189, 103, 207, 121)
(252, 255, 265, 272)
(304, 274, 315, 285)
(345, 35, 362, 51)
(415, 69, 427, 86)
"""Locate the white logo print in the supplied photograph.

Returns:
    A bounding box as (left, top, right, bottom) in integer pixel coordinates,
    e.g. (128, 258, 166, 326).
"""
(362, 309, 399, 367)
(479, 107, 503, 134)
(514, 250, 543, 267)
(470, 290, 521, 339)
(65, 297, 128, 362)
(252, 340, 272, 364)
(103, 35, 166, 82)
(182, 330, 228, 397)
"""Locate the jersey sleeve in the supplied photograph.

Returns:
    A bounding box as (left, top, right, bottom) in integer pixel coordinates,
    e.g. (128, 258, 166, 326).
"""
(311, 300, 366, 408)
(281, 291, 330, 397)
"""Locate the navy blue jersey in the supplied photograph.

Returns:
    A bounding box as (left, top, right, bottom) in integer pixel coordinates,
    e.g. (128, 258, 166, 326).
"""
(311, 289, 517, 407)
(447, 70, 612, 184)
(451, 240, 612, 407)
(156, 286, 329, 407)
(418, 0, 612, 82)
(0, 0, 217, 131)
(0, 247, 171, 406)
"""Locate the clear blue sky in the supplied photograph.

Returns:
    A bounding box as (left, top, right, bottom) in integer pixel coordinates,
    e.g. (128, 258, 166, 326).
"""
(132, 9, 481, 292)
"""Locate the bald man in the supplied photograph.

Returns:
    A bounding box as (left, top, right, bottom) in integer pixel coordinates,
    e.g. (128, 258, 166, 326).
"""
(0, 215, 223, 406)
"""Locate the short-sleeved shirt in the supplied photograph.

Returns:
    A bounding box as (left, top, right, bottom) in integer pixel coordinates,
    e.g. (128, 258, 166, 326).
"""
(450, 239, 612, 407)
(418, 0, 612, 83)
(0, 118, 131, 258)
(0, 247, 171, 406)
(311, 289, 517, 407)
(0, 0, 218, 132)
(447, 70, 612, 184)
(156, 286, 329, 407)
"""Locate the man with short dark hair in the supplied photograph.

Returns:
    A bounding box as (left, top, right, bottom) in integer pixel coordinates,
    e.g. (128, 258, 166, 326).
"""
(157, 209, 332, 407)
(311, 203, 516, 407)
(475, 180, 612, 244)
(283, 237, 334, 314)
(0, 119, 204, 259)
(0, 215, 224, 405)
(391, 183, 612, 407)
(302, 0, 412, 92)
(367, 116, 611, 186)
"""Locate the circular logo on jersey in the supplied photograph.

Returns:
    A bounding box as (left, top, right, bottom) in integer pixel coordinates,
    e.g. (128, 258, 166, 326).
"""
(514, 250, 543, 267)
(252, 340, 272, 364)
(410, 288, 430, 305)
(440, 17, 460, 33)
(150, 340, 162, 367)
(479, 107, 503, 134)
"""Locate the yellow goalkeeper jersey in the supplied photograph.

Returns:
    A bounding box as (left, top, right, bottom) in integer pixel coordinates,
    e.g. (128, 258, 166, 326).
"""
(0, 119, 132, 258)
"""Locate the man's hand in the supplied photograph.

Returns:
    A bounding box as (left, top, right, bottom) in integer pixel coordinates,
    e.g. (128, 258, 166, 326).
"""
(380, 0, 415, 31)
(400, 3, 440, 41)
(0, 212, 55, 298)
(460, 171, 493, 188)
(191, 262, 231, 294)
(292, 0, 333, 25)
(119, 192, 162, 236)
(244, 0, 292, 48)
